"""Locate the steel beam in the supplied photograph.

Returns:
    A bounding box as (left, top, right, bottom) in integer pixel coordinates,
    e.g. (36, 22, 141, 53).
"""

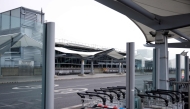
(172, 29, 190, 41)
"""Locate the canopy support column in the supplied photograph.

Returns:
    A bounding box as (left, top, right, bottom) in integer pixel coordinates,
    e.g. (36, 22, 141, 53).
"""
(155, 31, 168, 90)
(79, 59, 85, 76)
(118, 62, 121, 74)
(91, 60, 94, 75)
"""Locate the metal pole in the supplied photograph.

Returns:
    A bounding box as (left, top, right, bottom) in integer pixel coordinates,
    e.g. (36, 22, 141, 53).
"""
(185, 56, 189, 82)
(121, 63, 124, 73)
(119, 62, 121, 73)
(91, 60, 94, 74)
(0, 55, 1, 76)
(81, 59, 84, 75)
(126, 42, 135, 109)
(176, 54, 181, 91)
(42, 22, 55, 109)
(153, 48, 160, 90)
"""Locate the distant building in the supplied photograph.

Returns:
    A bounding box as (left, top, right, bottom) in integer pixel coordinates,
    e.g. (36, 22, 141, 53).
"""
(136, 49, 153, 59)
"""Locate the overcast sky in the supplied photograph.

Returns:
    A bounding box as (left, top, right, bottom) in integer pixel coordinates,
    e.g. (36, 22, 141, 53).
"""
(0, 0, 188, 59)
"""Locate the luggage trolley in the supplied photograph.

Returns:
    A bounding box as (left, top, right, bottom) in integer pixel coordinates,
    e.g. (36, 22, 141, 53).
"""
(77, 92, 108, 109)
(94, 88, 125, 108)
(135, 87, 182, 109)
(145, 90, 181, 109)
(169, 81, 190, 109)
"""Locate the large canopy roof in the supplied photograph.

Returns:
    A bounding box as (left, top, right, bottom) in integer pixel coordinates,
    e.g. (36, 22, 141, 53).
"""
(55, 47, 124, 60)
(95, 0, 190, 43)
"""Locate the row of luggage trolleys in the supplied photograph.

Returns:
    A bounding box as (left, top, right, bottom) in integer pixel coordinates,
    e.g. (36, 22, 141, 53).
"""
(77, 86, 187, 109)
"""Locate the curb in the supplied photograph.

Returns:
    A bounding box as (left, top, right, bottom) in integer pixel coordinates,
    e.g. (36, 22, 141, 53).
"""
(0, 73, 152, 84)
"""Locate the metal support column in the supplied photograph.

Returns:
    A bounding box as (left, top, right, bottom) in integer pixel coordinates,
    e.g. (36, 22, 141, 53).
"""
(119, 63, 121, 73)
(176, 54, 181, 82)
(158, 36, 168, 90)
(126, 42, 135, 109)
(185, 56, 189, 82)
(42, 22, 55, 109)
(91, 60, 94, 74)
(0, 55, 1, 76)
(152, 48, 160, 90)
(176, 54, 181, 91)
(81, 59, 84, 75)
(121, 63, 124, 73)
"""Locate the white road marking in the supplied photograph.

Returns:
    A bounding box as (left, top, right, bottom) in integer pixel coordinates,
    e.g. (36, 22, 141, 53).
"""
(12, 84, 59, 89)
(55, 84, 90, 89)
(0, 103, 23, 108)
(0, 90, 32, 95)
(101, 81, 123, 84)
(55, 88, 88, 95)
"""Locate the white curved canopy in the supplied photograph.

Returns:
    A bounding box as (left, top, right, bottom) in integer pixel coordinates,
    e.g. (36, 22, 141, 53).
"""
(95, 0, 190, 42)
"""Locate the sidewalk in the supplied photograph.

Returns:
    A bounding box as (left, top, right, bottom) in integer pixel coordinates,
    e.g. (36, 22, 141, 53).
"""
(0, 72, 152, 84)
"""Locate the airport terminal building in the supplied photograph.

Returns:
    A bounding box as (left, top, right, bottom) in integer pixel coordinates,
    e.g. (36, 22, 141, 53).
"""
(0, 7, 44, 76)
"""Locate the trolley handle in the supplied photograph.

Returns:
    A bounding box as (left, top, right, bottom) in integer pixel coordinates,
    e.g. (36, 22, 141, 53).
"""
(100, 88, 121, 100)
(135, 87, 140, 94)
(146, 91, 176, 104)
(155, 90, 180, 102)
(157, 89, 185, 100)
(85, 91, 113, 103)
(107, 87, 125, 99)
(77, 93, 106, 105)
(137, 94, 169, 107)
(95, 89, 121, 100)
(116, 86, 126, 88)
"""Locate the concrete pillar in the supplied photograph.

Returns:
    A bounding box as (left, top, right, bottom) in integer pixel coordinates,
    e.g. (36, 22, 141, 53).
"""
(152, 48, 160, 90)
(126, 42, 135, 109)
(42, 22, 55, 109)
(91, 60, 94, 74)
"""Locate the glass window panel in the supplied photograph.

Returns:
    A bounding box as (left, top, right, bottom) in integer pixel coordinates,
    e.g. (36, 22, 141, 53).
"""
(11, 8, 20, 28)
(0, 16, 43, 109)
(1, 11, 10, 30)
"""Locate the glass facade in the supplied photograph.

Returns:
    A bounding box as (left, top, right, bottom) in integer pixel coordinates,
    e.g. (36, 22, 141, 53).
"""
(0, 7, 44, 109)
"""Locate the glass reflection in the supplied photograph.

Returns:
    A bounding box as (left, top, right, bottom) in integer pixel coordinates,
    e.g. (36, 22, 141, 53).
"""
(0, 7, 43, 109)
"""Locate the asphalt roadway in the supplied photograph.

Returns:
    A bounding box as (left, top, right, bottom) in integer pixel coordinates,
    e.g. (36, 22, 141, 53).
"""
(0, 74, 175, 109)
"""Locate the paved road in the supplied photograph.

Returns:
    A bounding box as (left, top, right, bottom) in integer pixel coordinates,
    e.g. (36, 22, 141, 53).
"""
(0, 74, 175, 109)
